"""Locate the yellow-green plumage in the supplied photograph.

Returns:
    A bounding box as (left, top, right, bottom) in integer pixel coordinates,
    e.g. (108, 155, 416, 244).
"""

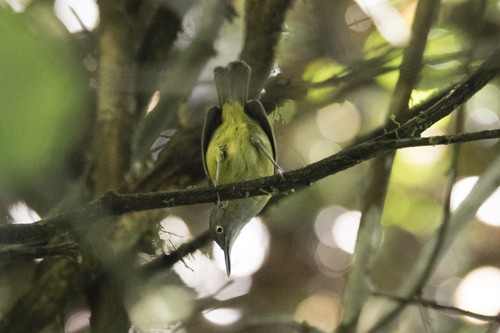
(202, 61, 278, 276)
(206, 101, 274, 185)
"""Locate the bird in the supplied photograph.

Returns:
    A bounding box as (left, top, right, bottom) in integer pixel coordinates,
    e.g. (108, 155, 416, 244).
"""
(201, 60, 281, 276)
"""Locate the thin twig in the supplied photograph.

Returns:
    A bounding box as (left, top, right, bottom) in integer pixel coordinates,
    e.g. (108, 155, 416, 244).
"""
(141, 231, 211, 277)
(373, 292, 500, 323)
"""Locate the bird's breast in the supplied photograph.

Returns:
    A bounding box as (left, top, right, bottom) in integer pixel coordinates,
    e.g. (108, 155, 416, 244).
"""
(207, 122, 273, 185)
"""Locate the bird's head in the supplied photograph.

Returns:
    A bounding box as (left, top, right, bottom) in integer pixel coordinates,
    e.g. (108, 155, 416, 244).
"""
(209, 205, 248, 277)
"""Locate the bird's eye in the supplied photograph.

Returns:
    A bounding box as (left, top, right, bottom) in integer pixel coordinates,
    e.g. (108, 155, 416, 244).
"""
(215, 225, 224, 234)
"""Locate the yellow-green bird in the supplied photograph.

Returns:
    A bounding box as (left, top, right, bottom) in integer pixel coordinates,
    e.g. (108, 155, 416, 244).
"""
(201, 61, 281, 276)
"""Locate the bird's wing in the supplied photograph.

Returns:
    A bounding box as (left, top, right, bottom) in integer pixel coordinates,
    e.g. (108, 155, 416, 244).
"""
(245, 99, 277, 161)
(201, 105, 222, 186)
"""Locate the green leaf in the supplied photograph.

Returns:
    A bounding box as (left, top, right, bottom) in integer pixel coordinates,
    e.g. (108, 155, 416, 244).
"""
(0, 8, 84, 192)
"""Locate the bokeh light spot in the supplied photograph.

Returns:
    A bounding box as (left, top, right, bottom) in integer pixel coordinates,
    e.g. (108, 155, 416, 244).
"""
(450, 177, 500, 226)
(450, 177, 478, 212)
(65, 309, 90, 333)
(160, 215, 191, 247)
(477, 186, 500, 226)
(308, 141, 341, 164)
(316, 101, 361, 142)
(203, 308, 242, 326)
(129, 286, 195, 331)
(54, 0, 99, 33)
(213, 217, 270, 277)
(397, 145, 446, 166)
(454, 266, 500, 323)
(398, 127, 447, 166)
(164, 216, 239, 299)
(345, 4, 372, 32)
(315, 244, 353, 273)
(356, 0, 410, 46)
(464, 108, 500, 147)
(332, 211, 361, 254)
(314, 205, 348, 247)
(294, 292, 339, 332)
(8, 201, 40, 224)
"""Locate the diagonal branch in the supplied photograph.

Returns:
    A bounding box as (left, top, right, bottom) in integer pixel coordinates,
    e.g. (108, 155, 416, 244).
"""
(373, 292, 500, 323)
(141, 230, 211, 277)
(1, 129, 499, 245)
(339, 0, 445, 329)
(385, 43, 500, 139)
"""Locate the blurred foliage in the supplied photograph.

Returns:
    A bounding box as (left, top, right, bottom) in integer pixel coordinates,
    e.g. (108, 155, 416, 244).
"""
(0, 6, 86, 208)
(0, 0, 499, 332)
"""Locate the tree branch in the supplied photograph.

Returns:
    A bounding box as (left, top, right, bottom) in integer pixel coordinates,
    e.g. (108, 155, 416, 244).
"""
(239, 0, 294, 99)
(141, 230, 211, 277)
(2, 129, 498, 245)
(132, 0, 235, 160)
(94, 0, 137, 195)
(134, 1, 194, 114)
(339, 0, 443, 330)
(368, 147, 500, 333)
(386, 43, 500, 139)
(373, 292, 500, 323)
(0, 242, 79, 262)
(366, 8, 490, 330)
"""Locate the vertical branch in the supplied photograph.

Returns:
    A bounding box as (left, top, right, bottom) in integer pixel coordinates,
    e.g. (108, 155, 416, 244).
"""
(89, 2, 138, 332)
(368, 148, 500, 333)
(389, 0, 441, 120)
(367, 2, 488, 331)
(94, 1, 137, 195)
(338, 0, 441, 332)
(132, 0, 231, 160)
(239, 0, 294, 99)
(135, 2, 196, 115)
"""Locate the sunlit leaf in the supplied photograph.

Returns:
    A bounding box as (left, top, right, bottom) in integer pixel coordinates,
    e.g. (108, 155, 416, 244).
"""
(302, 58, 342, 102)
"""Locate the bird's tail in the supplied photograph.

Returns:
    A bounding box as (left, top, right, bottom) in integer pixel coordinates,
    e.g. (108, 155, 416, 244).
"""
(214, 60, 251, 106)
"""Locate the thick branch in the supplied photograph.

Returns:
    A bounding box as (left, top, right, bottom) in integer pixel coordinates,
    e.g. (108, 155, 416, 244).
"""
(0, 223, 54, 244)
(94, 1, 137, 195)
(2, 129, 499, 244)
(132, 0, 234, 160)
(135, 2, 192, 114)
(0, 242, 79, 262)
(240, 0, 294, 99)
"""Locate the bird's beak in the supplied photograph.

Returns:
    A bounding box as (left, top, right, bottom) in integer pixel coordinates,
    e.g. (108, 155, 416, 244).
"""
(224, 242, 231, 277)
